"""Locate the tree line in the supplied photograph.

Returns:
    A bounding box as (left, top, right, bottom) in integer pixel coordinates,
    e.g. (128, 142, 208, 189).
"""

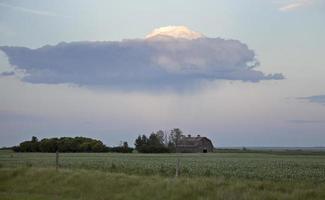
(12, 128, 186, 153)
(13, 136, 133, 153)
(134, 128, 184, 153)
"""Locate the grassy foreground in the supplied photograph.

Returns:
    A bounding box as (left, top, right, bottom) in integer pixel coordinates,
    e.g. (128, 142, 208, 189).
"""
(1, 167, 325, 200)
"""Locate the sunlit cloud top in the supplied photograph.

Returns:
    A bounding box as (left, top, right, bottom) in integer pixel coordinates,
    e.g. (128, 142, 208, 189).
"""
(0, 2, 71, 18)
(278, 0, 313, 12)
(145, 26, 204, 40)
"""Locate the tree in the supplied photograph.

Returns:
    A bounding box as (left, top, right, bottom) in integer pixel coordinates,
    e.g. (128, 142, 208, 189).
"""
(19, 141, 33, 152)
(135, 135, 147, 153)
(91, 141, 105, 152)
(31, 136, 38, 143)
(134, 132, 171, 153)
(39, 138, 58, 152)
(148, 133, 162, 146)
(156, 130, 166, 145)
(135, 135, 147, 151)
(18, 136, 40, 152)
(169, 128, 184, 152)
(80, 142, 91, 152)
(123, 141, 128, 150)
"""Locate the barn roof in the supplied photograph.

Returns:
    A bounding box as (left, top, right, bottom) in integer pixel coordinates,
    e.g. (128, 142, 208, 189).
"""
(177, 135, 211, 147)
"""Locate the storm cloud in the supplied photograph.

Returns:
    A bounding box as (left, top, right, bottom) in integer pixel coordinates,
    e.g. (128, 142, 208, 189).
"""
(0, 37, 284, 89)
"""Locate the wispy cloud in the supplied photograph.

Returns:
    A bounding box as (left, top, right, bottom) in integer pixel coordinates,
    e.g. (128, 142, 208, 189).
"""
(0, 71, 15, 76)
(0, 2, 71, 18)
(278, 0, 313, 12)
(297, 95, 325, 106)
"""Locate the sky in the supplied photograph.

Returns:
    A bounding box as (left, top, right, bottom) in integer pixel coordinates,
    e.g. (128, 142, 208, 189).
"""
(0, 0, 325, 147)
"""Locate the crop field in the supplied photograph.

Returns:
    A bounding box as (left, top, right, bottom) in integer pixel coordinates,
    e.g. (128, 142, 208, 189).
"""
(1, 150, 325, 182)
(1, 150, 325, 199)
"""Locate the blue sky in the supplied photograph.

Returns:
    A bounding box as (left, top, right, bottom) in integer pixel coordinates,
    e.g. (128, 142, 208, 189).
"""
(0, 0, 325, 147)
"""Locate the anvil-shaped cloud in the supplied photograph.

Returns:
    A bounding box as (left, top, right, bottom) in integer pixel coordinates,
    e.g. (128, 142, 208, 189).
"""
(0, 26, 284, 90)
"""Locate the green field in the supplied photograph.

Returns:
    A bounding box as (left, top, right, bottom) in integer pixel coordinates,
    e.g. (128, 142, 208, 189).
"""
(1, 151, 325, 181)
(1, 151, 325, 199)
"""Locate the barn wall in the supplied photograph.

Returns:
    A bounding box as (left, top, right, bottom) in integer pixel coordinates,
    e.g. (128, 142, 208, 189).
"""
(202, 138, 214, 152)
(176, 138, 214, 153)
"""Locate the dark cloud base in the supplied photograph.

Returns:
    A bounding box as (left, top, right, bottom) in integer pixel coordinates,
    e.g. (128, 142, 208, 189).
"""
(0, 37, 284, 90)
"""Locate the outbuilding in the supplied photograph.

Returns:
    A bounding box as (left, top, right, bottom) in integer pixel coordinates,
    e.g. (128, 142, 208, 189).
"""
(176, 135, 214, 153)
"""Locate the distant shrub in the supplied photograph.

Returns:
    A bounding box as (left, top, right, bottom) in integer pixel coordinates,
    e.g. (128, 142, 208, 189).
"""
(12, 146, 20, 152)
(109, 146, 133, 153)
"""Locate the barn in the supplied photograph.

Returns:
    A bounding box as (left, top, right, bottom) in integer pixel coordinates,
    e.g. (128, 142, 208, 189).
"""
(176, 135, 214, 153)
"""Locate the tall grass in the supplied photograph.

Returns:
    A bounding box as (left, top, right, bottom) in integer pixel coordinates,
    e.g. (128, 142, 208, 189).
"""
(0, 167, 325, 200)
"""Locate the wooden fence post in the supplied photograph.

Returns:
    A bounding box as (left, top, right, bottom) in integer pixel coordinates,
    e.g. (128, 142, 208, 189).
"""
(56, 150, 59, 171)
(175, 158, 180, 177)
